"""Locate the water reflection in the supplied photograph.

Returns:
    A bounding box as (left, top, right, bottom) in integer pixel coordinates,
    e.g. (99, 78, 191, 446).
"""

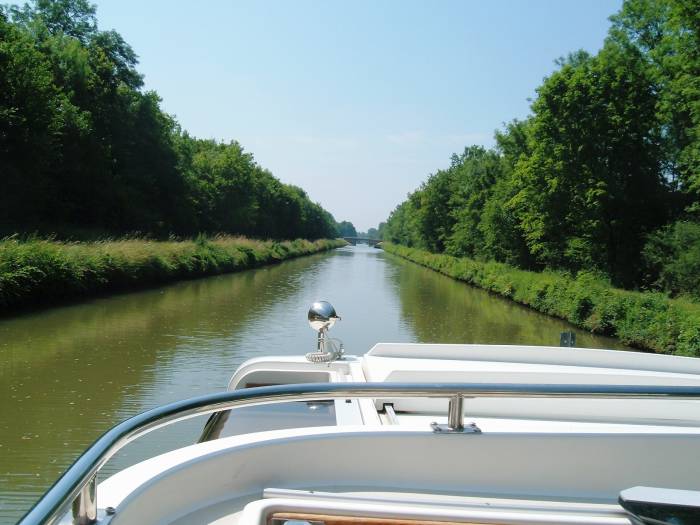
(0, 245, 628, 523)
(0, 251, 334, 522)
(386, 251, 627, 349)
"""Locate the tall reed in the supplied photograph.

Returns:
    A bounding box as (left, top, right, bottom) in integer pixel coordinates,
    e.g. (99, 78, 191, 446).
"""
(0, 236, 346, 312)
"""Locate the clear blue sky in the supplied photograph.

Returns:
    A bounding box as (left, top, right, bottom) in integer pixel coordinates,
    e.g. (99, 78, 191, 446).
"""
(94, 0, 621, 231)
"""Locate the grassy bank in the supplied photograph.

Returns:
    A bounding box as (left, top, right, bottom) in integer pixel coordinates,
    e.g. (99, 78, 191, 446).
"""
(383, 243, 700, 357)
(0, 237, 346, 313)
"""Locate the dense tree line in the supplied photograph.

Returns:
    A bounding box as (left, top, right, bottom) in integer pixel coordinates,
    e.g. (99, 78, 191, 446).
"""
(0, 0, 338, 239)
(337, 221, 357, 237)
(384, 0, 700, 297)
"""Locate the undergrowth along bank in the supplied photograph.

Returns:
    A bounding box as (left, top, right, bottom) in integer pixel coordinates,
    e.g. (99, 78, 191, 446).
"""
(0, 237, 346, 313)
(383, 243, 700, 357)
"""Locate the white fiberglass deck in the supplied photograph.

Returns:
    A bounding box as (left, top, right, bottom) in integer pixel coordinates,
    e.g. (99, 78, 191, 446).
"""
(84, 344, 700, 525)
(228, 343, 700, 428)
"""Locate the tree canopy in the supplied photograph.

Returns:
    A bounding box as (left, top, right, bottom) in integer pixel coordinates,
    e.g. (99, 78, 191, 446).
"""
(383, 0, 700, 297)
(0, 0, 339, 240)
(337, 221, 357, 237)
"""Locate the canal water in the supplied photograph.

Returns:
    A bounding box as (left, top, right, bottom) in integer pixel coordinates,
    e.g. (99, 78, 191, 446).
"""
(0, 245, 628, 523)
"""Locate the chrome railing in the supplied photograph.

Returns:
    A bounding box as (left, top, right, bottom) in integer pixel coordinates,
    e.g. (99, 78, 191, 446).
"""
(18, 382, 700, 525)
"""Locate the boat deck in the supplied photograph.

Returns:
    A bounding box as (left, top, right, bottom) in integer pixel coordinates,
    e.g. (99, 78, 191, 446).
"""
(41, 343, 700, 525)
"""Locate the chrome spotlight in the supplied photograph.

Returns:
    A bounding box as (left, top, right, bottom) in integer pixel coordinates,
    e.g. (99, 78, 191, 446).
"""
(306, 301, 343, 362)
(308, 300, 340, 332)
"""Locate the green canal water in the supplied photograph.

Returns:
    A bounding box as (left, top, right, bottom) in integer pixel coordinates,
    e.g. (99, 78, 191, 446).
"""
(0, 245, 628, 523)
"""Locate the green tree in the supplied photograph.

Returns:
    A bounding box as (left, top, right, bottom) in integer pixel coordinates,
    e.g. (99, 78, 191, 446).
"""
(10, 0, 97, 43)
(445, 146, 503, 259)
(610, 0, 700, 201)
(643, 220, 700, 298)
(1, 0, 339, 240)
(412, 168, 454, 252)
(0, 11, 64, 228)
(382, 0, 700, 296)
(337, 221, 357, 237)
(384, 200, 422, 247)
(478, 120, 534, 267)
(509, 46, 669, 284)
(376, 222, 387, 239)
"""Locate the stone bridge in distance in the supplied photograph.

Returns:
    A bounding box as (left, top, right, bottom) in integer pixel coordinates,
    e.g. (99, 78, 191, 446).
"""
(343, 237, 382, 247)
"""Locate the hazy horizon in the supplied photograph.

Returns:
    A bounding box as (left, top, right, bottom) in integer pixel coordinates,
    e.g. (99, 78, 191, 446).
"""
(93, 0, 621, 231)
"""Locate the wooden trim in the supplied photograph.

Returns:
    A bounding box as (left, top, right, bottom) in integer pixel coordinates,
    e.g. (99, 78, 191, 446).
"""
(269, 512, 495, 525)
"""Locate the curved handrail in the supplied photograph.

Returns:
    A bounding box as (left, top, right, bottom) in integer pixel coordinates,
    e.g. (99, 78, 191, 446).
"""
(18, 382, 700, 525)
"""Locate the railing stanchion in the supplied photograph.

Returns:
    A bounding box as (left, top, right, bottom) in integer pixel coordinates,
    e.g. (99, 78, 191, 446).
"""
(448, 394, 464, 431)
(71, 474, 96, 525)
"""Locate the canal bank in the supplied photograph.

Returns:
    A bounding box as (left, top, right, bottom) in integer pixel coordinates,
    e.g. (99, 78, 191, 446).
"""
(382, 242, 700, 357)
(0, 237, 346, 314)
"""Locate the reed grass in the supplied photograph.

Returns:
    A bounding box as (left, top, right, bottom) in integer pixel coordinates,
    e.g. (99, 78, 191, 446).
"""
(383, 243, 700, 357)
(0, 236, 346, 313)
